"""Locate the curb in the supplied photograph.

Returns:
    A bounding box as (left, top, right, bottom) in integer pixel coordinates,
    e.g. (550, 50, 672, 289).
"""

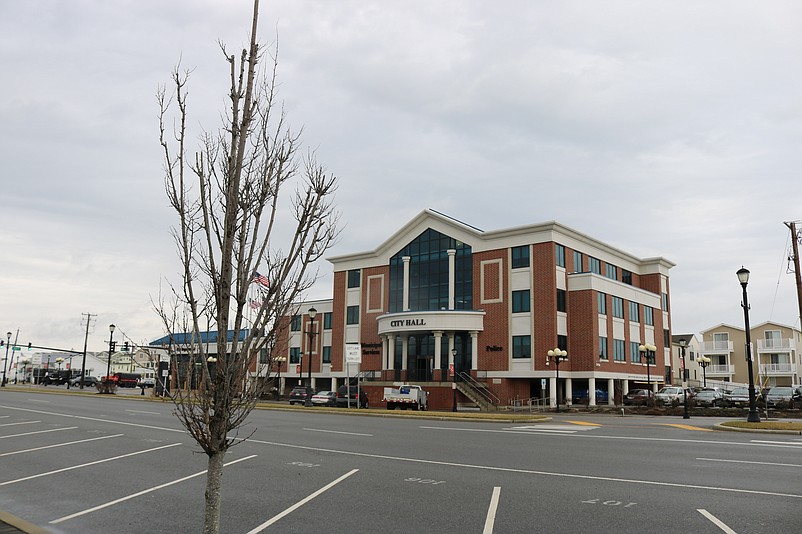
(713, 423, 802, 435)
(0, 511, 49, 534)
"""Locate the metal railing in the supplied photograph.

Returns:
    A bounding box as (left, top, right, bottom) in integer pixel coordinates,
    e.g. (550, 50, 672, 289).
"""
(509, 396, 548, 412)
(457, 371, 501, 408)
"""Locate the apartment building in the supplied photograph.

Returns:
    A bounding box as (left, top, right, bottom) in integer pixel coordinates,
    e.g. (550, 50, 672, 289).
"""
(276, 209, 675, 410)
(697, 321, 801, 388)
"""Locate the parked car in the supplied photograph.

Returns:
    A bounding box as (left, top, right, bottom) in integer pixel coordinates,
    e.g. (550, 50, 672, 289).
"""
(137, 377, 156, 388)
(655, 386, 685, 405)
(571, 389, 609, 404)
(765, 387, 799, 409)
(336, 384, 369, 408)
(310, 390, 337, 406)
(68, 375, 99, 387)
(623, 389, 653, 406)
(725, 387, 751, 407)
(694, 389, 725, 407)
(42, 370, 72, 386)
(288, 386, 313, 405)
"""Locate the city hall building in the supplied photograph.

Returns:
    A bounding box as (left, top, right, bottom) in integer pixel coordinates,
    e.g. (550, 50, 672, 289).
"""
(276, 209, 675, 411)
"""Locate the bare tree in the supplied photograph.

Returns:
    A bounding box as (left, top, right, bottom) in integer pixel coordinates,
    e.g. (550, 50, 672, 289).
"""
(156, 1, 339, 532)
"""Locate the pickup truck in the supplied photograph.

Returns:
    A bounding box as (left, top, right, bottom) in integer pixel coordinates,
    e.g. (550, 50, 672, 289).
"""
(383, 384, 429, 411)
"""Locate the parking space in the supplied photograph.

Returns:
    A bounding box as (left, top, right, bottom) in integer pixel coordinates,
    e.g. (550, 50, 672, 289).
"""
(1, 393, 801, 532)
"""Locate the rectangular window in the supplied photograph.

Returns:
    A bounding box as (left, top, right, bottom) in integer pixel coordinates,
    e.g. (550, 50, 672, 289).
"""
(555, 244, 566, 268)
(259, 348, 268, 364)
(289, 347, 300, 364)
(611, 296, 624, 318)
(512, 335, 531, 358)
(597, 292, 607, 315)
(662, 292, 669, 311)
(573, 250, 583, 272)
(512, 289, 530, 313)
(557, 335, 567, 351)
(290, 315, 301, 331)
(622, 270, 632, 285)
(613, 339, 626, 362)
(605, 263, 617, 280)
(631, 342, 641, 363)
(556, 289, 567, 312)
(511, 245, 530, 268)
(599, 336, 608, 360)
(644, 306, 654, 326)
(589, 257, 601, 274)
(323, 312, 333, 330)
(346, 305, 360, 325)
(322, 346, 332, 364)
(664, 329, 670, 346)
(347, 269, 361, 288)
(629, 301, 640, 323)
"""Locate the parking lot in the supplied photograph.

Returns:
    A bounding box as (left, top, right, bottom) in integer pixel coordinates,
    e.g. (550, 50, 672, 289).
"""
(1, 388, 802, 532)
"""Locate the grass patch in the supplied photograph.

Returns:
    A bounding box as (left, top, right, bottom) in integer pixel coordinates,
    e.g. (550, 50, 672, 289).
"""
(721, 420, 802, 431)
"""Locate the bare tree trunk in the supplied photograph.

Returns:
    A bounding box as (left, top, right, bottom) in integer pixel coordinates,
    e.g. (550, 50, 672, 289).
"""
(203, 451, 225, 534)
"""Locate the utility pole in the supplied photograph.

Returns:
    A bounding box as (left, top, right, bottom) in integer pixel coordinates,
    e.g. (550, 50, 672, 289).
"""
(785, 221, 802, 329)
(80, 313, 96, 390)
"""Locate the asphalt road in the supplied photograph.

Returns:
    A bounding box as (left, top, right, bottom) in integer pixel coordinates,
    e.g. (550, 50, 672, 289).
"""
(1, 389, 801, 533)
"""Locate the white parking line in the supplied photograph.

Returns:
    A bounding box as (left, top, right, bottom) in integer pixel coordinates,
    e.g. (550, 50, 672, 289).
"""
(0, 420, 40, 427)
(125, 409, 161, 415)
(698, 457, 802, 468)
(749, 440, 802, 448)
(0, 404, 184, 433)
(246, 469, 359, 533)
(483, 487, 501, 534)
(0, 443, 182, 486)
(303, 428, 373, 437)
(51, 454, 256, 524)
(0, 427, 78, 440)
(0, 434, 124, 457)
(246, 439, 802, 500)
(698, 509, 737, 533)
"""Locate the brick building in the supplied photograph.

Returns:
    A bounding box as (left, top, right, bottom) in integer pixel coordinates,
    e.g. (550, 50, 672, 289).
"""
(276, 209, 675, 410)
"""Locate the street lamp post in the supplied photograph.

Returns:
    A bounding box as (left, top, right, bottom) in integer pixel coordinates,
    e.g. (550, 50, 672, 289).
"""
(547, 348, 568, 413)
(737, 267, 761, 423)
(678, 338, 690, 419)
(697, 356, 711, 388)
(451, 348, 458, 412)
(274, 355, 286, 399)
(1, 331, 11, 387)
(639, 343, 656, 407)
(106, 324, 116, 384)
(304, 307, 317, 407)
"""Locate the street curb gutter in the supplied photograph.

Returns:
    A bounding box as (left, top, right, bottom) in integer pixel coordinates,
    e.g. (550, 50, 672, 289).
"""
(0, 511, 49, 534)
(713, 423, 802, 435)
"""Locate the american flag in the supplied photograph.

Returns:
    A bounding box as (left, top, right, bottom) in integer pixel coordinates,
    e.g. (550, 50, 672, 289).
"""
(249, 298, 262, 310)
(252, 271, 269, 288)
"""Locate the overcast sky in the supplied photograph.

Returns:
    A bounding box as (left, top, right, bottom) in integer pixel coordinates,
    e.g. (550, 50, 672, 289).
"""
(1, 1, 801, 354)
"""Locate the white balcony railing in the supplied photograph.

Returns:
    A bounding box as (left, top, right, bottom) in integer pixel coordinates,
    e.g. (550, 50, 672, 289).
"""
(759, 363, 794, 375)
(706, 364, 734, 375)
(701, 340, 733, 353)
(756, 338, 795, 351)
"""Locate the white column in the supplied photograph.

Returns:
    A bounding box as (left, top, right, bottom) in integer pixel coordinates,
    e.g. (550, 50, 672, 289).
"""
(447, 249, 456, 310)
(549, 376, 557, 407)
(401, 336, 408, 371)
(608, 378, 615, 405)
(387, 334, 395, 370)
(565, 378, 573, 406)
(470, 331, 479, 370)
(402, 256, 411, 312)
(433, 331, 443, 370)
(622, 380, 629, 396)
(588, 377, 596, 406)
(448, 334, 455, 372)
